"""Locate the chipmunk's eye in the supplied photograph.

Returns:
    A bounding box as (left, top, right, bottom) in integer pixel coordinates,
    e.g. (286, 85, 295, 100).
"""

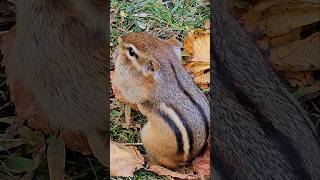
(128, 47, 135, 57)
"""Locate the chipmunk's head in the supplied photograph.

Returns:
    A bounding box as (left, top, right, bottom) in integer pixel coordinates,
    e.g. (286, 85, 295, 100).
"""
(116, 32, 182, 81)
(113, 32, 182, 103)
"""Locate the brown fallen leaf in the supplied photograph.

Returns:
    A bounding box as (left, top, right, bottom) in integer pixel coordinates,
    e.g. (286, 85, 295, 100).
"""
(192, 145, 211, 179)
(124, 104, 132, 127)
(194, 72, 210, 85)
(183, 29, 210, 90)
(243, 1, 320, 37)
(270, 32, 320, 71)
(183, 29, 210, 63)
(191, 36, 210, 62)
(204, 19, 210, 30)
(184, 62, 210, 74)
(241, 0, 318, 27)
(148, 165, 198, 179)
(110, 142, 144, 177)
(269, 27, 302, 47)
(47, 136, 66, 180)
(198, 84, 210, 90)
(283, 71, 314, 88)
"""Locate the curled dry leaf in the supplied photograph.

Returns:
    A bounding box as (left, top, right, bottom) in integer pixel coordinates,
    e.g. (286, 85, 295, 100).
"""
(269, 27, 302, 48)
(185, 62, 210, 74)
(110, 142, 144, 177)
(47, 136, 65, 180)
(184, 29, 210, 62)
(283, 71, 314, 88)
(239, 0, 320, 95)
(242, 0, 320, 37)
(148, 165, 198, 180)
(194, 72, 210, 85)
(270, 32, 320, 71)
(183, 29, 210, 90)
(192, 145, 210, 179)
(124, 104, 132, 127)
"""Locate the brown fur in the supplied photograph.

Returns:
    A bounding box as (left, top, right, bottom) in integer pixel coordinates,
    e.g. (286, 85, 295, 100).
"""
(4, 0, 108, 166)
(211, 0, 320, 179)
(113, 32, 210, 169)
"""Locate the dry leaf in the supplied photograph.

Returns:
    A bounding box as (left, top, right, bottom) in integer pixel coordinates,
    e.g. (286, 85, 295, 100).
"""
(191, 36, 210, 62)
(183, 29, 210, 90)
(270, 32, 320, 71)
(283, 71, 314, 88)
(148, 165, 197, 179)
(110, 142, 144, 177)
(47, 136, 65, 180)
(183, 29, 210, 62)
(199, 84, 209, 90)
(184, 62, 197, 73)
(241, 0, 318, 26)
(269, 27, 302, 47)
(204, 19, 210, 30)
(125, 104, 132, 127)
(185, 62, 210, 74)
(192, 145, 210, 178)
(194, 72, 210, 84)
(245, 2, 320, 37)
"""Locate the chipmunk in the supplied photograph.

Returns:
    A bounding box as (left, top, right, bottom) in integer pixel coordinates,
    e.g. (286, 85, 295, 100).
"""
(3, 0, 108, 166)
(113, 32, 210, 169)
(211, 0, 320, 179)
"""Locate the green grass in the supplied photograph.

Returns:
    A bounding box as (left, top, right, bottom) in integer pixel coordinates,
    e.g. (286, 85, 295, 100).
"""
(110, 0, 210, 179)
(110, 0, 210, 50)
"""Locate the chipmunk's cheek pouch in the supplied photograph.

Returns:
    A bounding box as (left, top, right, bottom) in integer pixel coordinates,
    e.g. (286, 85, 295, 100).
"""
(142, 59, 161, 79)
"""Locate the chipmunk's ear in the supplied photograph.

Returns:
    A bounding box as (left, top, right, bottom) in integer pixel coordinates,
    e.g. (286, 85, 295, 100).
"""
(166, 37, 182, 48)
(166, 37, 182, 61)
(142, 59, 160, 78)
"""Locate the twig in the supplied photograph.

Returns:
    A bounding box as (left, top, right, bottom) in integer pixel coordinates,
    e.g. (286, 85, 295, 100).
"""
(122, 143, 143, 146)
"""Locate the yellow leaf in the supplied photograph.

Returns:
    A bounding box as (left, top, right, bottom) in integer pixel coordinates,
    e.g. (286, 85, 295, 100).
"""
(191, 35, 210, 62)
(194, 72, 210, 84)
(185, 62, 210, 74)
(120, 10, 127, 17)
(183, 29, 210, 60)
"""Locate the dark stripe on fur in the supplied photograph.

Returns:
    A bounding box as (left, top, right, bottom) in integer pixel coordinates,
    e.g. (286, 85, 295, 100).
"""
(158, 108, 184, 154)
(213, 44, 312, 180)
(167, 104, 194, 159)
(169, 63, 209, 153)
